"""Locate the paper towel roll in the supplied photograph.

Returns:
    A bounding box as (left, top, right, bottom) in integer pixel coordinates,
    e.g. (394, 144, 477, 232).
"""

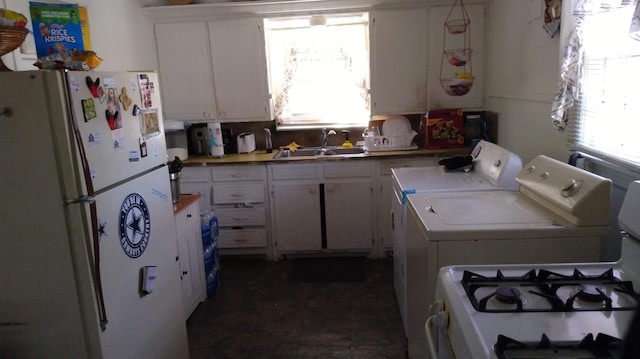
(207, 122, 224, 157)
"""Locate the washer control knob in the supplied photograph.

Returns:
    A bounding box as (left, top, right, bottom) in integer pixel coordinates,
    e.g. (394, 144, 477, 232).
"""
(561, 179, 583, 197)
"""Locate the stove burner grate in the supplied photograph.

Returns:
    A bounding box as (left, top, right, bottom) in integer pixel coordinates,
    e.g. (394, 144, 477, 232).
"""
(462, 269, 640, 313)
(494, 333, 623, 359)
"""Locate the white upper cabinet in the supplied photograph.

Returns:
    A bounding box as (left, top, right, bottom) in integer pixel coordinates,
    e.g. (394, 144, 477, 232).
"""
(155, 22, 216, 122)
(370, 8, 428, 115)
(208, 18, 271, 122)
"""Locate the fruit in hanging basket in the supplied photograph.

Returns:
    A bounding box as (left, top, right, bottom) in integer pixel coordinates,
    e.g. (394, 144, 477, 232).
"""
(445, 49, 473, 66)
(440, 77, 474, 96)
(0, 9, 28, 27)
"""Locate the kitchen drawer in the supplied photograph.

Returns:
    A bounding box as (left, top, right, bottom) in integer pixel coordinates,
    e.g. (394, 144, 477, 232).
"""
(215, 206, 266, 227)
(323, 161, 374, 179)
(269, 163, 321, 180)
(211, 165, 265, 182)
(181, 167, 212, 182)
(212, 182, 264, 204)
(218, 228, 266, 248)
(175, 200, 200, 236)
(379, 157, 437, 175)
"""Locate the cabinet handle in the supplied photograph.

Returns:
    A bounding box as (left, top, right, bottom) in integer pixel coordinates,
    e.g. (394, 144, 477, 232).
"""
(186, 213, 192, 218)
(232, 217, 250, 221)
(309, 186, 316, 194)
(202, 112, 209, 118)
(218, 111, 226, 118)
(231, 193, 243, 197)
(182, 271, 188, 275)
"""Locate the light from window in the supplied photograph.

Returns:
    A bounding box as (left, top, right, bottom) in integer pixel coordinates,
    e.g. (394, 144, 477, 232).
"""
(264, 13, 370, 129)
(569, 5, 640, 169)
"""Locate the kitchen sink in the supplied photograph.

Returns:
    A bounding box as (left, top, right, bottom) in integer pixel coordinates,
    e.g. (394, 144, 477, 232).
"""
(272, 146, 366, 159)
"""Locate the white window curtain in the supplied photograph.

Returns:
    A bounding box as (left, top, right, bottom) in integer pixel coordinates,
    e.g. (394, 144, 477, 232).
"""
(557, 0, 640, 169)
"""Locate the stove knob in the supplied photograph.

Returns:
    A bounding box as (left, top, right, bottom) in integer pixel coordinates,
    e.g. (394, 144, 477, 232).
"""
(494, 159, 501, 167)
(540, 171, 550, 180)
(526, 165, 536, 173)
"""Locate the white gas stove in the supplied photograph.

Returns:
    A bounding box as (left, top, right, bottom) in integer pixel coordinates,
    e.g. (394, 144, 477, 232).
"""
(428, 180, 640, 359)
(404, 155, 613, 358)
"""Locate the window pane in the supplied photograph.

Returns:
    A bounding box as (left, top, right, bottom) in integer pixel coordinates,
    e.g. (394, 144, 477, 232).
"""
(265, 13, 370, 128)
(572, 5, 640, 168)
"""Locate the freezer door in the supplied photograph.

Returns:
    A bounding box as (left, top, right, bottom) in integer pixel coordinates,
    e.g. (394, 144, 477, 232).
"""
(93, 167, 188, 359)
(0, 71, 99, 358)
(66, 71, 168, 192)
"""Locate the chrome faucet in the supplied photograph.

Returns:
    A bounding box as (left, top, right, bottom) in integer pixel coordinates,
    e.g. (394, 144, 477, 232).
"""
(321, 128, 336, 148)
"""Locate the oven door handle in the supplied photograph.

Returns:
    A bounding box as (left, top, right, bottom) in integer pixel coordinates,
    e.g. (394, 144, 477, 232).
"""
(426, 311, 450, 359)
(425, 315, 439, 359)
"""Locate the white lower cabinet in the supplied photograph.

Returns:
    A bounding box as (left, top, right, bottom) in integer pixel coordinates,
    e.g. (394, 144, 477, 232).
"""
(268, 161, 375, 255)
(271, 182, 322, 251)
(174, 199, 206, 320)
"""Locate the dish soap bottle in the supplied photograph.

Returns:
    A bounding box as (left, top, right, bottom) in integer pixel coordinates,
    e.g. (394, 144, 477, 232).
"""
(341, 130, 353, 148)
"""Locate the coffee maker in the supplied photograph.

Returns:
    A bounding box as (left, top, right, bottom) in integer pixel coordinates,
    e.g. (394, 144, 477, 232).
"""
(188, 124, 209, 155)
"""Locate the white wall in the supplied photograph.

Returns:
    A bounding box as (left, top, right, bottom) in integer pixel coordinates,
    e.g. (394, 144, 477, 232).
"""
(1, 0, 158, 72)
(486, 0, 567, 164)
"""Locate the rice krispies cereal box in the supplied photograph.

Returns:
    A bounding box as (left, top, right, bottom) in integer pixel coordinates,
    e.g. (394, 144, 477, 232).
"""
(29, 2, 86, 59)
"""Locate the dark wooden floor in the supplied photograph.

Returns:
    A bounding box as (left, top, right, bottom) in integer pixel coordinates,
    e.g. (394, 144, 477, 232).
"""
(186, 256, 407, 359)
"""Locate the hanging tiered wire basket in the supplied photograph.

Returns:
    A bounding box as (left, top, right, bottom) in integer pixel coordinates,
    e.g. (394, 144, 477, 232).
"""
(440, 0, 474, 96)
(0, 26, 28, 71)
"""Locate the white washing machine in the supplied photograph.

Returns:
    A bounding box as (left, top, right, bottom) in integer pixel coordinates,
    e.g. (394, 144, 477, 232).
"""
(404, 155, 613, 358)
(391, 140, 522, 342)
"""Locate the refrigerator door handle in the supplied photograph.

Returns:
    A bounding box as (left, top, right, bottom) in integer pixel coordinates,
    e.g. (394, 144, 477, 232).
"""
(64, 195, 96, 205)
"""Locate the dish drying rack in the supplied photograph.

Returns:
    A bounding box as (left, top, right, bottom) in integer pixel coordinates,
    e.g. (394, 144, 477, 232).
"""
(363, 131, 418, 152)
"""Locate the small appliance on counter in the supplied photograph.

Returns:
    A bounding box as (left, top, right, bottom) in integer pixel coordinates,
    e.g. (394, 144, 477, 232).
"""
(165, 120, 188, 161)
(237, 132, 256, 153)
(222, 128, 236, 154)
(188, 124, 209, 156)
(169, 156, 183, 204)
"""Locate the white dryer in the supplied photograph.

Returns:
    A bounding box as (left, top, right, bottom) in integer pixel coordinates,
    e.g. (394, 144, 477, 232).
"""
(404, 155, 612, 358)
(391, 140, 522, 343)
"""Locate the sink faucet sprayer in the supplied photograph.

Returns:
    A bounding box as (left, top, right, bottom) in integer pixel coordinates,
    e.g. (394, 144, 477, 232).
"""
(321, 128, 336, 148)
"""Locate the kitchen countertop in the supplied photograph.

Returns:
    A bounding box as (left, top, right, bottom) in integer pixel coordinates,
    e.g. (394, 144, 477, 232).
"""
(173, 194, 200, 214)
(180, 147, 471, 166)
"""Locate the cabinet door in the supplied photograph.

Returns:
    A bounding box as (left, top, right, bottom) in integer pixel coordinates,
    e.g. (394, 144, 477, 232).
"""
(271, 183, 322, 251)
(155, 22, 216, 122)
(208, 18, 270, 122)
(324, 181, 373, 250)
(370, 8, 428, 115)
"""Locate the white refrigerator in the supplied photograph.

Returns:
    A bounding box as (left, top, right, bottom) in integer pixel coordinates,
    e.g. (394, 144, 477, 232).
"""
(0, 70, 189, 358)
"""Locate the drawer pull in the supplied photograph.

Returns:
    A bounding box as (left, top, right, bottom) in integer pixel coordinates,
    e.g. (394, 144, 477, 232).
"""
(230, 193, 243, 197)
(232, 217, 250, 221)
(233, 238, 249, 242)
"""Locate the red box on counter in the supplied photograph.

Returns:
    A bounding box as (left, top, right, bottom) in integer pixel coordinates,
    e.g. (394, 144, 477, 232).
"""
(425, 109, 465, 149)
